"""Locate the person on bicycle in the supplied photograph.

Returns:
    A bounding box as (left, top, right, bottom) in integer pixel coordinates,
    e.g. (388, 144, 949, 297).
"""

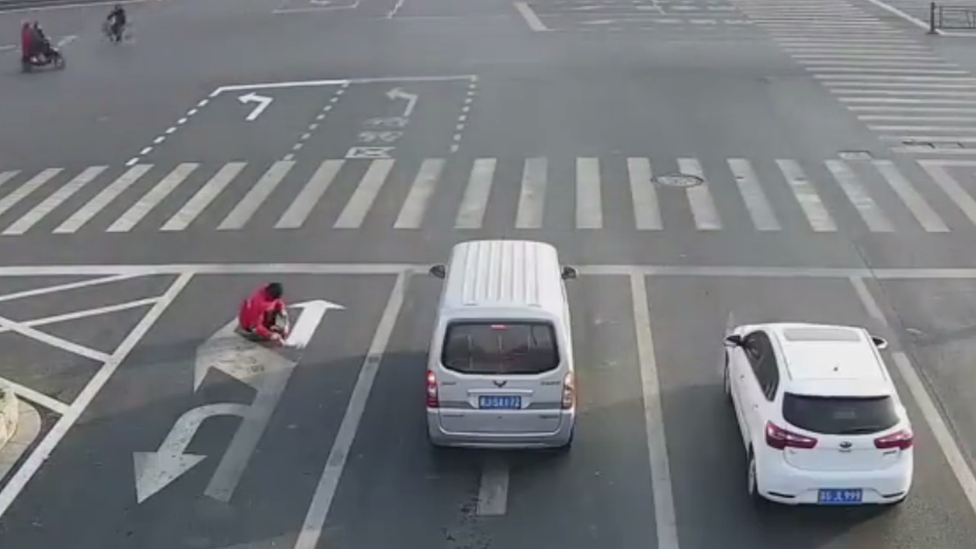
(106, 4, 126, 42)
(238, 282, 288, 345)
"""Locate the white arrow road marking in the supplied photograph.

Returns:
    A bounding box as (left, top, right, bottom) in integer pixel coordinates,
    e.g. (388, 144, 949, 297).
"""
(195, 300, 342, 502)
(386, 87, 418, 118)
(238, 93, 273, 121)
(133, 403, 249, 503)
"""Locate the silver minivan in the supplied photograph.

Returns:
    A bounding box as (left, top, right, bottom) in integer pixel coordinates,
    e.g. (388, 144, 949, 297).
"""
(425, 240, 578, 449)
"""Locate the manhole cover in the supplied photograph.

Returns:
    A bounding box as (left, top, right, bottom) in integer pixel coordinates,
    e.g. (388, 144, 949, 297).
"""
(653, 173, 704, 188)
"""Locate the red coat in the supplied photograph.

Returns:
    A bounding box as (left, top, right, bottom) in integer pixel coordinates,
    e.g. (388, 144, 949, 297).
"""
(20, 25, 31, 55)
(238, 286, 284, 338)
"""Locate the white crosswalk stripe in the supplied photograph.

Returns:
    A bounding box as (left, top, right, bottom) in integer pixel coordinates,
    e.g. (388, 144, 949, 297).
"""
(2, 156, 976, 236)
(729, 0, 976, 157)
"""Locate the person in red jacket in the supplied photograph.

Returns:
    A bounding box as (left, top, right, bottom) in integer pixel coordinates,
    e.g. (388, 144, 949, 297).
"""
(20, 21, 32, 63)
(238, 282, 288, 344)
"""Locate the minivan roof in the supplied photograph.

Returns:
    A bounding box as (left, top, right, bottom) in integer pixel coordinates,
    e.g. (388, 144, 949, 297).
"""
(440, 240, 565, 319)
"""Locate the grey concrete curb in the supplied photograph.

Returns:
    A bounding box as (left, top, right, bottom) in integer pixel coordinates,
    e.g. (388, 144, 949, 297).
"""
(0, 383, 18, 451)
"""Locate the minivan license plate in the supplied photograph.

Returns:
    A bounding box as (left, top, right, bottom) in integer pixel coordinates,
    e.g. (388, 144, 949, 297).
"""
(479, 395, 521, 409)
(818, 489, 862, 504)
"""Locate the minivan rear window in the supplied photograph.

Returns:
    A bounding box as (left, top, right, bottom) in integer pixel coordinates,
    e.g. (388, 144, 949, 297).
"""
(782, 393, 900, 435)
(441, 322, 560, 375)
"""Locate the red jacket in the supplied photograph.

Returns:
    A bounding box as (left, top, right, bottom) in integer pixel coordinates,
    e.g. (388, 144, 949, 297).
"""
(238, 286, 284, 338)
(21, 25, 31, 55)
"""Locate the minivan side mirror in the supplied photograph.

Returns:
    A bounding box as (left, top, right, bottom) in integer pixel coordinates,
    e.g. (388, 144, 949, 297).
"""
(724, 334, 742, 347)
(429, 264, 446, 279)
(561, 266, 578, 280)
(871, 335, 889, 350)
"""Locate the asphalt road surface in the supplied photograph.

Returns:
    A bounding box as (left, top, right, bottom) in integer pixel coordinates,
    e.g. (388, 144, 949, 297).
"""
(3, 0, 976, 547)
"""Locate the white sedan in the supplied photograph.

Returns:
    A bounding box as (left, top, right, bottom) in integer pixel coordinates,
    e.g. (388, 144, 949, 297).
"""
(722, 322, 913, 506)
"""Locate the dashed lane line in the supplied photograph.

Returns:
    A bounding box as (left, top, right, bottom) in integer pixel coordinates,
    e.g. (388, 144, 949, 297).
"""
(125, 98, 212, 167)
(451, 76, 478, 153)
(283, 83, 349, 162)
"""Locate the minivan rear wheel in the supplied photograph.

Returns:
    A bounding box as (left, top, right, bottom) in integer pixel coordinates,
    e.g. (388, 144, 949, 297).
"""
(747, 449, 765, 506)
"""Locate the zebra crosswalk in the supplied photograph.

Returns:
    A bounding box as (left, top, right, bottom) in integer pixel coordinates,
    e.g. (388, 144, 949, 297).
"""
(0, 155, 972, 236)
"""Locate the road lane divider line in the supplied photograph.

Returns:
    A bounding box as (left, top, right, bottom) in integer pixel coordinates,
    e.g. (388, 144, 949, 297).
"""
(283, 83, 348, 162)
(0, 314, 110, 362)
(451, 77, 478, 154)
(850, 276, 976, 515)
(514, 2, 548, 31)
(630, 274, 679, 549)
(293, 272, 407, 549)
(0, 297, 159, 336)
(0, 377, 68, 415)
(125, 97, 212, 167)
(476, 455, 510, 516)
(0, 272, 192, 519)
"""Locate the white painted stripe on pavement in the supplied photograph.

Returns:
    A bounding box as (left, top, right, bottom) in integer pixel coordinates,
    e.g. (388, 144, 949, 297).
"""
(836, 90, 976, 97)
(862, 115, 976, 121)
(162, 162, 246, 231)
(0, 377, 68, 415)
(844, 98, 976, 104)
(276, 160, 343, 229)
(0, 168, 61, 218)
(894, 147, 976, 155)
(292, 272, 405, 549)
(679, 158, 720, 230)
(477, 456, 509, 516)
(810, 68, 967, 74)
(516, 157, 547, 229)
(334, 159, 394, 228)
(514, 1, 548, 31)
(394, 158, 444, 229)
(851, 105, 976, 112)
(826, 160, 892, 232)
(778, 39, 923, 44)
(783, 45, 929, 51)
(218, 161, 294, 230)
(54, 164, 152, 234)
(919, 161, 976, 225)
(3, 166, 106, 235)
(107, 163, 198, 233)
(801, 61, 955, 68)
(817, 75, 976, 82)
(870, 125, 976, 132)
(576, 157, 602, 229)
(455, 158, 495, 229)
(850, 277, 976, 517)
(0, 273, 191, 520)
(728, 158, 779, 230)
(826, 82, 976, 89)
(627, 158, 662, 230)
(883, 135, 976, 142)
(794, 55, 940, 61)
(0, 171, 18, 191)
(777, 159, 836, 231)
(630, 274, 679, 549)
(872, 160, 948, 232)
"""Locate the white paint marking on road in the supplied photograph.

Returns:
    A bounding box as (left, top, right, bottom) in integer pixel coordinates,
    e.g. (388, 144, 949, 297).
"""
(792, 54, 939, 61)
(334, 159, 395, 229)
(218, 161, 294, 230)
(387, 0, 405, 18)
(0, 377, 68, 415)
(394, 159, 445, 229)
(818, 76, 976, 84)
(0, 0, 144, 14)
(863, 116, 976, 122)
(0, 273, 190, 519)
(3, 166, 106, 235)
(852, 106, 976, 113)
(108, 163, 199, 233)
(0, 297, 159, 337)
(0, 171, 17, 190)
(810, 68, 967, 75)
(55, 164, 153, 234)
(728, 158, 779, 231)
(828, 82, 976, 90)
(514, 2, 548, 31)
(679, 158, 720, 230)
(870, 125, 976, 132)
(476, 456, 510, 516)
(627, 158, 661, 230)
(777, 159, 836, 232)
(0, 168, 61, 218)
(860, 0, 935, 33)
(0, 45, 14, 52)
(515, 157, 548, 229)
(162, 162, 246, 232)
(841, 91, 976, 99)
(576, 157, 603, 229)
(0, 314, 110, 362)
(872, 160, 947, 232)
(850, 277, 976, 514)
(56, 35, 77, 47)
(211, 75, 476, 95)
(630, 274, 679, 549)
(455, 158, 495, 229)
(918, 160, 976, 226)
(238, 93, 273, 121)
(292, 272, 406, 549)
(825, 160, 892, 233)
(276, 160, 344, 229)
(894, 147, 976, 155)
(0, 274, 138, 303)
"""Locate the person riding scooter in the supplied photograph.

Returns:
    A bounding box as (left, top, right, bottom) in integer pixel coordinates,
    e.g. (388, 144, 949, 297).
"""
(28, 21, 55, 63)
(238, 282, 289, 345)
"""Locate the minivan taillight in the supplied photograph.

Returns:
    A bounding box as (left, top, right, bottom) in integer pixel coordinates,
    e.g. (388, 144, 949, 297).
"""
(875, 429, 913, 450)
(426, 370, 439, 408)
(562, 372, 575, 409)
(765, 421, 817, 450)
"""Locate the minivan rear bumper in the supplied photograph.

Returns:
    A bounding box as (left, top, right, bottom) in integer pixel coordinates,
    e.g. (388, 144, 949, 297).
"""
(426, 409, 575, 449)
